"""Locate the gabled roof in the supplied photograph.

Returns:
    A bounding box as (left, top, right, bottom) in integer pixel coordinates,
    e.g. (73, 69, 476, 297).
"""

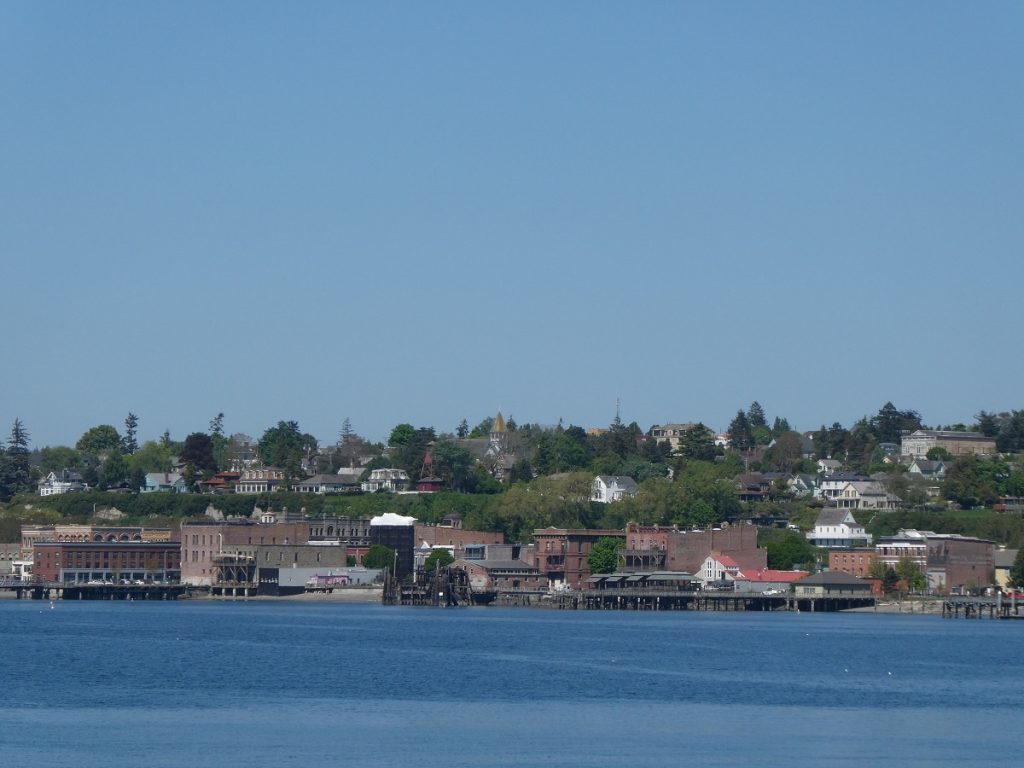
(815, 508, 858, 526)
(595, 475, 638, 491)
(707, 553, 740, 569)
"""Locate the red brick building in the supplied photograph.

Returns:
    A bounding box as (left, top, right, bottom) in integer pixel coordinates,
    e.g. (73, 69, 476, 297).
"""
(532, 528, 624, 589)
(414, 522, 503, 553)
(828, 548, 877, 578)
(33, 541, 181, 584)
(623, 522, 766, 575)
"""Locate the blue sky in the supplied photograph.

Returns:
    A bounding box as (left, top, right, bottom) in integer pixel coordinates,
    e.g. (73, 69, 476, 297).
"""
(3, 2, 1022, 449)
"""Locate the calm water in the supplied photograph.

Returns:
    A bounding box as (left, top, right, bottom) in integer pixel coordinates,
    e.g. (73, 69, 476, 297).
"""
(1, 599, 1021, 767)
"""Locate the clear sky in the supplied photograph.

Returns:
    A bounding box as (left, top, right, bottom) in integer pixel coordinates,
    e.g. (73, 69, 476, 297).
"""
(3, 2, 1022, 449)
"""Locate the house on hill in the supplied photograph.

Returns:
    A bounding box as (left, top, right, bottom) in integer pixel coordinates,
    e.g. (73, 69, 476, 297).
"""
(806, 509, 872, 548)
(591, 475, 638, 503)
(38, 470, 87, 496)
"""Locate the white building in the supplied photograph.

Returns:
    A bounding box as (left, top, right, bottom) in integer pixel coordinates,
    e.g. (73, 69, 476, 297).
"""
(806, 509, 872, 548)
(361, 469, 410, 493)
(38, 470, 87, 496)
(591, 475, 639, 503)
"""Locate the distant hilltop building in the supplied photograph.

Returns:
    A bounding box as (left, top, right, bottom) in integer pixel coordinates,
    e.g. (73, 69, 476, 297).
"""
(900, 430, 996, 459)
(649, 423, 697, 453)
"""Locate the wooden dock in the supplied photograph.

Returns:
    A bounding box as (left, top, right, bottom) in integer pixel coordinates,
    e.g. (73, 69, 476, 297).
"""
(942, 595, 1024, 619)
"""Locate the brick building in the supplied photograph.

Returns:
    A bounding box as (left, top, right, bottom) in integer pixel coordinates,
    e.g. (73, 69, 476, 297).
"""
(21, 525, 172, 556)
(180, 513, 372, 586)
(414, 522, 503, 554)
(33, 541, 181, 584)
(875, 529, 995, 593)
(622, 522, 766, 575)
(828, 548, 877, 578)
(532, 528, 625, 590)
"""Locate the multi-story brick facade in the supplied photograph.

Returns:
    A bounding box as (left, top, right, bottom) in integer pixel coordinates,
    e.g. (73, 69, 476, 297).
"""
(180, 513, 374, 585)
(828, 548, 877, 578)
(33, 541, 181, 584)
(414, 523, 504, 555)
(623, 522, 766, 575)
(875, 529, 994, 593)
(532, 528, 624, 589)
(21, 525, 172, 556)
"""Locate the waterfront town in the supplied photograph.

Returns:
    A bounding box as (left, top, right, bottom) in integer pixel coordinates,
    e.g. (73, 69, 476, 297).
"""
(2, 405, 1024, 613)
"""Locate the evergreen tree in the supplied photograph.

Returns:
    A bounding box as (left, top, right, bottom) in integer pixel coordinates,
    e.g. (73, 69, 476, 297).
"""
(456, 419, 469, 439)
(9, 418, 30, 453)
(209, 412, 225, 438)
(123, 412, 139, 454)
(679, 423, 717, 461)
(728, 410, 753, 453)
(747, 401, 767, 429)
(0, 418, 33, 500)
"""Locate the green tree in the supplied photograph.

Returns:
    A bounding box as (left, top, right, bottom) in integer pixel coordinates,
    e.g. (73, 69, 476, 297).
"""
(771, 416, 791, 438)
(181, 432, 218, 475)
(679, 423, 717, 461)
(587, 537, 624, 574)
(388, 423, 417, 447)
(431, 440, 474, 490)
(509, 458, 534, 484)
(882, 566, 900, 595)
(872, 402, 922, 444)
(747, 401, 767, 428)
(209, 412, 225, 437)
(424, 548, 454, 571)
(129, 441, 173, 474)
(727, 410, 753, 453)
(468, 417, 494, 439)
(763, 432, 804, 473)
(76, 425, 123, 457)
(363, 544, 396, 570)
(456, 419, 469, 439)
(1009, 548, 1024, 588)
(122, 412, 139, 454)
(975, 410, 1000, 437)
(36, 445, 83, 476)
(9, 418, 30, 453)
(926, 447, 952, 461)
(761, 530, 819, 570)
(0, 418, 33, 500)
(258, 421, 309, 475)
(98, 451, 129, 490)
(895, 556, 927, 593)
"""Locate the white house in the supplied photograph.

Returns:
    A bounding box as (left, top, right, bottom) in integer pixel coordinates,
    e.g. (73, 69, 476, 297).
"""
(38, 470, 87, 496)
(907, 459, 946, 480)
(361, 468, 410, 493)
(699, 553, 742, 585)
(591, 475, 639, 503)
(806, 509, 872, 548)
(833, 481, 900, 510)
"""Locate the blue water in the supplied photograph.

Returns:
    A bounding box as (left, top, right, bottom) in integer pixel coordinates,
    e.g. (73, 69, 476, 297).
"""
(1, 600, 1021, 767)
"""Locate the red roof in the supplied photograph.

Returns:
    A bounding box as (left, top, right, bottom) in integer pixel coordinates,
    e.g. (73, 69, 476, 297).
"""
(711, 554, 741, 569)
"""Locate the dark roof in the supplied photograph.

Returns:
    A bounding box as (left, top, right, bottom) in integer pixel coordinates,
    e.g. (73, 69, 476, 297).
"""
(797, 571, 869, 586)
